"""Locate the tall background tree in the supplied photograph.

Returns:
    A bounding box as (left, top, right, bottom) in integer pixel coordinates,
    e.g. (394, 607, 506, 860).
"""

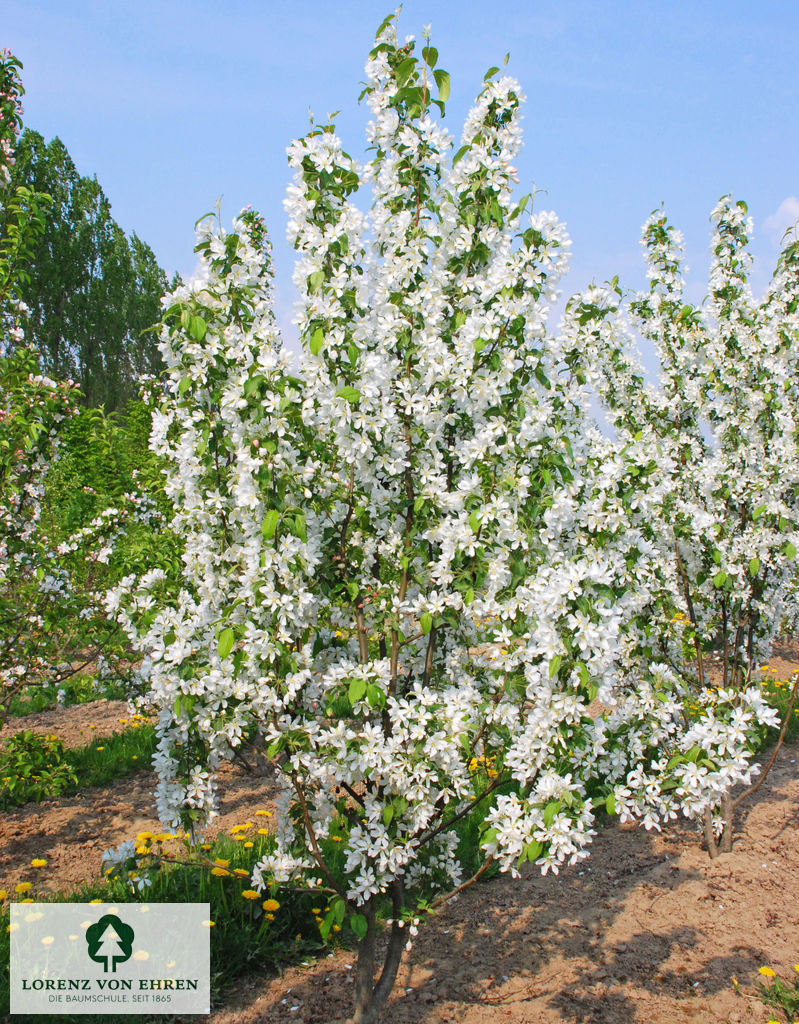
(3, 129, 171, 409)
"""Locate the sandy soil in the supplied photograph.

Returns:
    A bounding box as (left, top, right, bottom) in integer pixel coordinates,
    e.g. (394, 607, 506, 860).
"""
(209, 746, 798, 1024)
(2, 657, 798, 1023)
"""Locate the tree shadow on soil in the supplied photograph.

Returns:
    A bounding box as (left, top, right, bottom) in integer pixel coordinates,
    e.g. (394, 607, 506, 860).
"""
(229, 814, 751, 1023)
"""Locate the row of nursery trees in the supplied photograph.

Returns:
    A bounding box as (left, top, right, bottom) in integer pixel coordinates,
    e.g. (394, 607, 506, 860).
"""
(4, 19, 799, 1023)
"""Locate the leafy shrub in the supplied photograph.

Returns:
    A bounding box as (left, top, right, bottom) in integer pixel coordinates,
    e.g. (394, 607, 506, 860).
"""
(0, 729, 77, 807)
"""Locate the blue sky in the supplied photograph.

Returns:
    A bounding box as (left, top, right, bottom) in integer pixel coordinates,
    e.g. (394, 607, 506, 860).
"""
(5, 1, 799, 348)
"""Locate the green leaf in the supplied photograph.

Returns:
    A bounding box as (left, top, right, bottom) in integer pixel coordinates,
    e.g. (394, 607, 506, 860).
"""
(712, 571, 727, 588)
(464, 587, 475, 606)
(468, 510, 482, 533)
(335, 386, 361, 403)
(293, 513, 307, 543)
(395, 57, 416, 88)
(217, 628, 235, 660)
(366, 683, 385, 708)
(522, 839, 542, 863)
(785, 542, 797, 559)
(310, 328, 324, 356)
(577, 662, 590, 687)
(347, 582, 359, 600)
(433, 69, 450, 101)
(262, 510, 279, 540)
(266, 736, 285, 759)
(748, 557, 761, 576)
(308, 270, 325, 292)
(332, 897, 346, 925)
(484, 65, 500, 80)
(605, 793, 616, 816)
(480, 827, 498, 849)
(422, 45, 438, 68)
(452, 145, 470, 166)
(319, 911, 334, 941)
(382, 804, 394, 826)
(177, 376, 191, 396)
(543, 800, 560, 827)
(420, 612, 433, 635)
(348, 678, 367, 704)
(244, 374, 265, 398)
(548, 654, 562, 679)
(752, 504, 767, 520)
(189, 315, 207, 342)
(350, 913, 368, 941)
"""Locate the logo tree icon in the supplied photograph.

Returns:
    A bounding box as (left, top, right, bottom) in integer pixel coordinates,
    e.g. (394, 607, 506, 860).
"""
(86, 914, 134, 973)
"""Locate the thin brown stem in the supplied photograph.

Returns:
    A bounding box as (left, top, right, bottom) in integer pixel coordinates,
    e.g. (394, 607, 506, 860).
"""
(291, 773, 343, 896)
(673, 541, 705, 687)
(732, 673, 799, 810)
(428, 855, 495, 911)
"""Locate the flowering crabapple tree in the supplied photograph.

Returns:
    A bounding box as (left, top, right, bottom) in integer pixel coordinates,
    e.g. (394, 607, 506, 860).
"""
(107, 15, 747, 1021)
(561, 197, 796, 855)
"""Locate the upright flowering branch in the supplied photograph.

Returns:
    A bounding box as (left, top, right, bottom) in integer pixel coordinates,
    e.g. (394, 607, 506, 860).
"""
(109, 17, 783, 1022)
(563, 197, 795, 855)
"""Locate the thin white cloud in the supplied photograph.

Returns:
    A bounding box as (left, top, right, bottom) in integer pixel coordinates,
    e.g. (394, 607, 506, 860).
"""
(763, 196, 799, 244)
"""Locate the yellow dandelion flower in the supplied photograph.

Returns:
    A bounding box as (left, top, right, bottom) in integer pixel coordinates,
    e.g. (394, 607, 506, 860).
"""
(211, 867, 229, 877)
(233, 869, 249, 877)
(262, 898, 280, 912)
(14, 882, 32, 894)
(241, 890, 259, 900)
(266, 913, 275, 921)
(759, 966, 776, 978)
(213, 858, 230, 867)
(31, 858, 47, 868)
(41, 936, 54, 946)
(20, 898, 34, 903)
(255, 810, 272, 817)
(257, 828, 269, 835)
(0, 890, 7, 900)
(244, 842, 254, 849)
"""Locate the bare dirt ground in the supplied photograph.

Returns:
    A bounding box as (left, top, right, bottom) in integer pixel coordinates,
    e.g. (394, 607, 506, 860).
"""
(0, 701, 278, 893)
(2, 649, 798, 1023)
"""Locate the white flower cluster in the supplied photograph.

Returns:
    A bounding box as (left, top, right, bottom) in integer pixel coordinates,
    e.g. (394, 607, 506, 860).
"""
(113, 18, 789, 929)
(562, 196, 799, 832)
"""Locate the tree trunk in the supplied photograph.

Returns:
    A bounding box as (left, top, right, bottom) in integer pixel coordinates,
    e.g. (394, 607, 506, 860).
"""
(704, 792, 734, 858)
(349, 879, 406, 1024)
(704, 808, 720, 859)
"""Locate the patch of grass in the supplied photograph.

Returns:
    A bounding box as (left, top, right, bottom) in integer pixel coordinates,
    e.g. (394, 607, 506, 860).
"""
(4, 674, 128, 718)
(64, 722, 157, 790)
